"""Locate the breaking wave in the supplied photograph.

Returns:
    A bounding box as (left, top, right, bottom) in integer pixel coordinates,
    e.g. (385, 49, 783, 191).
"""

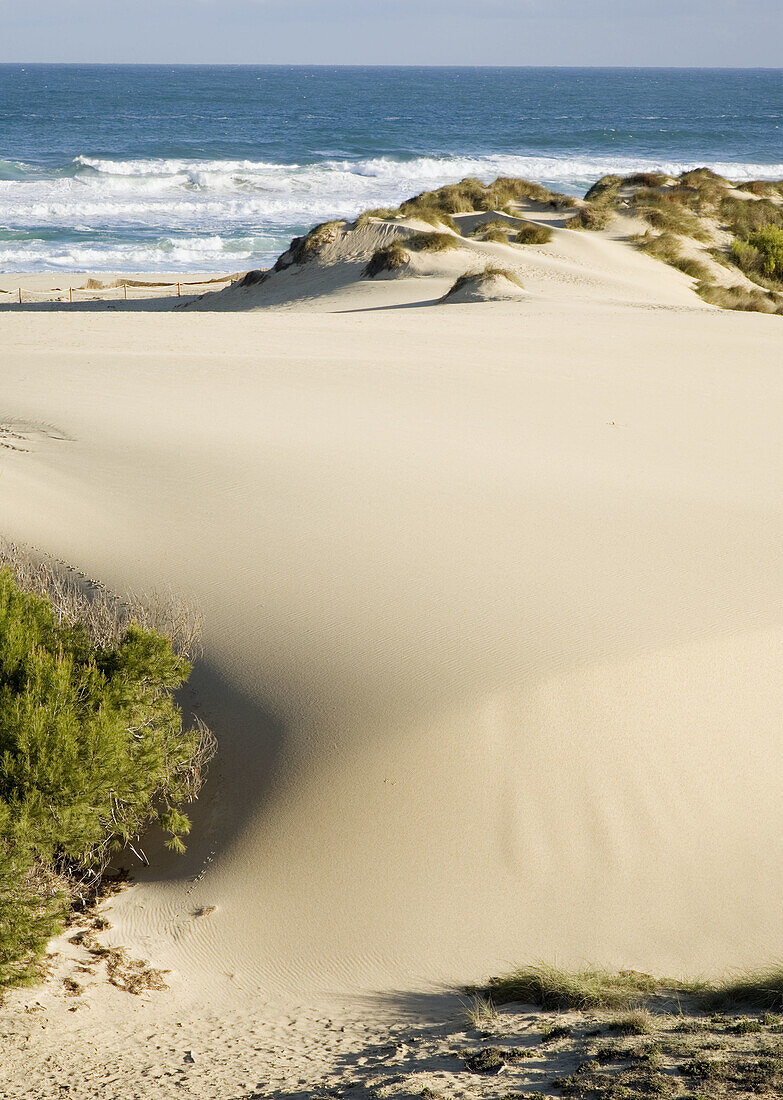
(2, 151, 783, 273)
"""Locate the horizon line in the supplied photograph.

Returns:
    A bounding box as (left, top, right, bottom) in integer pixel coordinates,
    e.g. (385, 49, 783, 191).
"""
(2, 62, 782, 71)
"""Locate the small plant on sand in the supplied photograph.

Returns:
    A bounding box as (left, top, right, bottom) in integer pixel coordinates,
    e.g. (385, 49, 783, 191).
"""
(608, 1009, 654, 1036)
(362, 242, 410, 278)
(515, 221, 553, 245)
(480, 964, 659, 1010)
(404, 231, 459, 253)
(281, 220, 345, 267)
(696, 280, 783, 315)
(445, 265, 524, 298)
(567, 204, 612, 231)
(0, 553, 214, 994)
(353, 207, 400, 229)
(464, 993, 499, 1030)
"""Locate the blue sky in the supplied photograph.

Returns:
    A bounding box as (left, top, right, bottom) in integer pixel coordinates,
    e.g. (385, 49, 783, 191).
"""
(0, 0, 780, 66)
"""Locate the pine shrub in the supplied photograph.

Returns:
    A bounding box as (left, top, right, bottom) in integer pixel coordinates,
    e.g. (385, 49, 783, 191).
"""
(0, 567, 209, 992)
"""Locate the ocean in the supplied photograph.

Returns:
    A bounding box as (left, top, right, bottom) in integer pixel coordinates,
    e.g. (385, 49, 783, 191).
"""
(0, 65, 781, 273)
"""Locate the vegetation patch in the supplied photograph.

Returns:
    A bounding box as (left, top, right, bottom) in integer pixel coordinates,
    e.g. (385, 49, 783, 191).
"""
(567, 204, 612, 231)
(0, 546, 214, 996)
(444, 265, 525, 299)
(275, 220, 345, 270)
(515, 221, 553, 245)
(362, 242, 410, 278)
(404, 231, 460, 253)
(480, 965, 660, 1010)
(696, 280, 783, 315)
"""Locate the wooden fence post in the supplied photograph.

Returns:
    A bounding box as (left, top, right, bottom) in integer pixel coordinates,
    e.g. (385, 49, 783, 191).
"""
(18, 287, 22, 304)
(69, 287, 73, 304)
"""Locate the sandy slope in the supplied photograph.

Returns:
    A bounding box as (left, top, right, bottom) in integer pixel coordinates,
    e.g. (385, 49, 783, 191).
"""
(0, 222, 782, 1096)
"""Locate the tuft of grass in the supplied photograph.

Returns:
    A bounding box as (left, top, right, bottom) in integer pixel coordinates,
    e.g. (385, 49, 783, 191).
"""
(362, 242, 409, 278)
(634, 190, 710, 239)
(514, 221, 553, 245)
(463, 993, 499, 1030)
(584, 174, 623, 204)
(696, 280, 783, 315)
(607, 1009, 654, 1036)
(445, 265, 524, 298)
(353, 207, 399, 228)
(567, 204, 612, 231)
(404, 231, 459, 253)
(701, 969, 783, 1012)
(483, 965, 658, 1010)
(278, 220, 345, 269)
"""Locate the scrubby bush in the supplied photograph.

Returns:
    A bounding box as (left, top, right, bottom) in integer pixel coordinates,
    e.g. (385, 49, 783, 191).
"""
(746, 225, 783, 278)
(720, 196, 783, 238)
(0, 566, 213, 993)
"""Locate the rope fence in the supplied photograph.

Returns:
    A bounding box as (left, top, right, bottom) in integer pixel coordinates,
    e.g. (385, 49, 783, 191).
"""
(0, 273, 243, 305)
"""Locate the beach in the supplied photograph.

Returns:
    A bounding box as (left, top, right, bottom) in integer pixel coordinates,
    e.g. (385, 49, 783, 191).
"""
(1, 184, 783, 1095)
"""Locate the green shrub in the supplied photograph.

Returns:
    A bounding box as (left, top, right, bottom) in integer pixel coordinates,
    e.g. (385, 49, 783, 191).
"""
(746, 225, 783, 279)
(0, 567, 211, 992)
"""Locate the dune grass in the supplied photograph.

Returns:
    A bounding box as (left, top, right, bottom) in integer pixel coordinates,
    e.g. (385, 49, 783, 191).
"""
(696, 280, 783, 315)
(444, 264, 525, 299)
(362, 242, 409, 278)
(515, 221, 553, 245)
(634, 232, 712, 281)
(567, 204, 613, 231)
(480, 965, 661, 1011)
(404, 231, 460, 253)
(352, 207, 400, 229)
(476, 964, 783, 1014)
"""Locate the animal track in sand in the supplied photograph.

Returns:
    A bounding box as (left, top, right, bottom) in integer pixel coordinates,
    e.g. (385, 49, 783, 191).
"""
(0, 418, 72, 452)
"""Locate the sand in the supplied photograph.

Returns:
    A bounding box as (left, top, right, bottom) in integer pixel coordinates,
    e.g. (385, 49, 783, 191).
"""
(1, 213, 782, 1097)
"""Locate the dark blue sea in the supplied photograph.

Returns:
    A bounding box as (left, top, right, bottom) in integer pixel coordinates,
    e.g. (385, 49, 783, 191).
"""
(0, 65, 780, 272)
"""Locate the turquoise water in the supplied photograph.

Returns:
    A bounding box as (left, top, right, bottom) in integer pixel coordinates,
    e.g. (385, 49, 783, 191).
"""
(0, 65, 781, 272)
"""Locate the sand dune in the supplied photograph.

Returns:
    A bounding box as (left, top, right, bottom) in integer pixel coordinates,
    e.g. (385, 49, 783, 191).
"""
(1, 210, 782, 1096)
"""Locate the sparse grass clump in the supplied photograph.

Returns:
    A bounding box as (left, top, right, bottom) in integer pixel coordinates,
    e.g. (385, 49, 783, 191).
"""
(482, 965, 658, 1011)
(362, 242, 409, 278)
(720, 195, 783, 238)
(608, 1009, 654, 1036)
(353, 207, 399, 229)
(515, 221, 553, 245)
(279, 220, 345, 268)
(444, 265, 524, 299)
(634, 190, 710, 239)
(584, 174, 623, 204)
(567, 204, 612, 231)
(696, 280, 783, 315)
(0, 554, 214, 995)
(404, 231, 459, 253)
